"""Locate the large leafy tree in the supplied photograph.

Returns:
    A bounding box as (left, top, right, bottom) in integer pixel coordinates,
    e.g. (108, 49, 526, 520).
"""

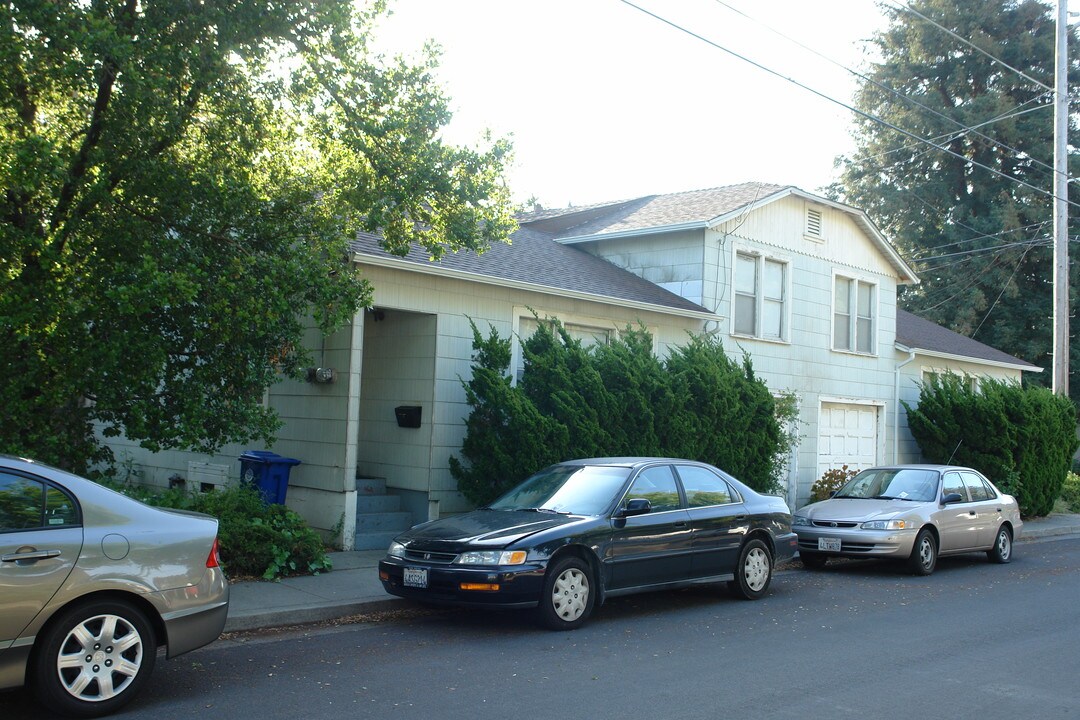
(834, 0, 1080, 396)
(0, 1, 514, 473)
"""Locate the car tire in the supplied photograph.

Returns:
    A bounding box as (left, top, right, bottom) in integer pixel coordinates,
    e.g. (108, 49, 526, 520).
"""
(728, 538, 773, 600)
(800, 552, 828, 570)
(32, 598, 156, 718)
(907, 528, 937, 576)
(537, 555, 596, 631)
(987, 525, 1013, 564)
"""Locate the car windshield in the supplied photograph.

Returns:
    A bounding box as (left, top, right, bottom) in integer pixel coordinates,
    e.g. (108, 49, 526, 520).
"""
(835, 468, 939, 502)
(487, 464, 632, 516)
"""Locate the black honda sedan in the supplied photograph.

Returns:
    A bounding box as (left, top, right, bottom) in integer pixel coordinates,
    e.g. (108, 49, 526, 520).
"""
(378, 458, 796, 630)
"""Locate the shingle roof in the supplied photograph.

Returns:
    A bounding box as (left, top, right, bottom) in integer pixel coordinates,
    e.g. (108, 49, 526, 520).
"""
(518, 182, 788, 239)
(348, 229, 712, 316)
(896, 309, 1039, 370)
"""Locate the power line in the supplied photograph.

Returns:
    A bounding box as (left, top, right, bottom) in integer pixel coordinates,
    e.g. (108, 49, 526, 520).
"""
(618, 0, 1080, 211)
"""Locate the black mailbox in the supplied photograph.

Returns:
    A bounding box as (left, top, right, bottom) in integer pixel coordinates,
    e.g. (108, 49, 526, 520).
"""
(395, 405, 422, 428)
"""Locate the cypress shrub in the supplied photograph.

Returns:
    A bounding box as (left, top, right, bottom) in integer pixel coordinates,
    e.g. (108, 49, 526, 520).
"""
(904, 374, 1078, 517)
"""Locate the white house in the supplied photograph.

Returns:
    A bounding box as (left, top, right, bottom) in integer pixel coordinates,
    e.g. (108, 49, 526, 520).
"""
(105, 182, 1039, 550)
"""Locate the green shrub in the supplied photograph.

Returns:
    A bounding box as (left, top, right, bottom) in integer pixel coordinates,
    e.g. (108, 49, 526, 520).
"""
(1061, 472, 1080, 513)
(450, 318, 794, 506)
(811, 466, 857, 503)
(103, 480, 331, 579)
(904, 374, 1078, 517)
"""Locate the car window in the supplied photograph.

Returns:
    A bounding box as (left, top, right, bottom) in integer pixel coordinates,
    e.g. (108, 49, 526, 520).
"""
(960, 471, 994, 502)
(837, 468, 938, 502)
(623, 465, 682, 512)
(677, 465, 736, 507)
(0, 473, 78, 532)
(942, 472, 967, 501)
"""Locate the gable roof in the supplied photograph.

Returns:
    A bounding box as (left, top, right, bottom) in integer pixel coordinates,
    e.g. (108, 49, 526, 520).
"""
(349, 229, 714, 319)
(895, 309, 1040, 372)
(519, 182, 919, 285)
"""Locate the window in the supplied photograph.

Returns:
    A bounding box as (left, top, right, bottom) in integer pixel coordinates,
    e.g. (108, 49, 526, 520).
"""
(623, 465, 682, 513)
(734, 252, 787, 341)
(677, 465, 738, 507)
(806, 207, 823, 239)
(833, 275, 876, 353)
(516, 315, 612, 381)
(942, 472, 966, 501)
(0, 474, 78, 532)
(961, 471, 996, 502)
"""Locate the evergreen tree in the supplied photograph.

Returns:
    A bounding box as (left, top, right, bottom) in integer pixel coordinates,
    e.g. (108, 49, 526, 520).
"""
(833, 0, 1080, 396)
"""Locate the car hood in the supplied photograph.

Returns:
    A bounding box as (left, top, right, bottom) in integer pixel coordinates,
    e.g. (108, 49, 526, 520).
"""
(800, 498, 927, 522)
(398, 509, 583, 548)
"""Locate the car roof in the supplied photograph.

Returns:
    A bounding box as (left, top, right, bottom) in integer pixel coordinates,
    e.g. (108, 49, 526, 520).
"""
(559, 457, 710, 468)
(862, 464, 975, 473)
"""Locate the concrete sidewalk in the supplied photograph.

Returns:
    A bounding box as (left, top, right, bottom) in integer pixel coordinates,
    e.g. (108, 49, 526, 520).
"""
(222, 513, 1080, 633)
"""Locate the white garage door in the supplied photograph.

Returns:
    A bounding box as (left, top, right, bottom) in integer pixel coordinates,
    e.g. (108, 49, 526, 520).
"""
(818, 403, 879, 478)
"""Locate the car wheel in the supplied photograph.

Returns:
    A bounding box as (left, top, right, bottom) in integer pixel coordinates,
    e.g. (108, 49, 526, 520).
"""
(907, 528, 937, 576)
(987, 525, 1013, 564)
(32, 598, 156, 718)
(800, 552, 828, 570)
(537, 555, 595, 631)
(728, 538, 773, 600)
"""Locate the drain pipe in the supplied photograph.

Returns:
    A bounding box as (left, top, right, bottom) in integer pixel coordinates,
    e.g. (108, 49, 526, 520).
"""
(894, 346, 917, 462)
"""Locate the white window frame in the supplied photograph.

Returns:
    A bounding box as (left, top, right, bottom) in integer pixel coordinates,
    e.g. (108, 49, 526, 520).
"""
(730, 247, 791, 344)
(831, 271, 878, 356)
(511, 307, 627, 384)
(922, 368, 980, 393)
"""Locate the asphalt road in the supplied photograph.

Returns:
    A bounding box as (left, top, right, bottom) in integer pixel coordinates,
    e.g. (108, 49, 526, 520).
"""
(7, 537, 1080, 720)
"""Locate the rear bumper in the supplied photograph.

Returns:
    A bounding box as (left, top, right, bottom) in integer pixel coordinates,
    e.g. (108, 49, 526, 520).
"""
(378, 558, 547, 609)
(154, 566, 230, 658)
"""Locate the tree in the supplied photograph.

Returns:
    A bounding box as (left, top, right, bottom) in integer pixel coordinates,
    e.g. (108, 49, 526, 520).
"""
(833, 0, 1080, 397)
(0, 1, 515, 473)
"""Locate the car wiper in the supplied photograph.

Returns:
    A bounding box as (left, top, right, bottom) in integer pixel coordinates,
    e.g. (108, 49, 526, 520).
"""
(518, 507, 570, 514)
(872, 495, 915, 501)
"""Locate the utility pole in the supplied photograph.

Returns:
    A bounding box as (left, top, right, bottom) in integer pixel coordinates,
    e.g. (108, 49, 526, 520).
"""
(1053, 0, 1069, 396)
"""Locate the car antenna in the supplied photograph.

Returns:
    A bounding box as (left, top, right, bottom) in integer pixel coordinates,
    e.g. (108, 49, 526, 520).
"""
(945, 438, 963, 466)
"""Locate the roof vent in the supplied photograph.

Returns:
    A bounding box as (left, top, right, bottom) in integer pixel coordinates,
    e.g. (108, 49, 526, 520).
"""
(806, 207, 823, 239)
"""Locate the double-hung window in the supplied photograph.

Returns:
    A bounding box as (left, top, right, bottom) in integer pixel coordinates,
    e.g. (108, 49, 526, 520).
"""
(734, 252, 787, 341)
(833, 275, 876, 354)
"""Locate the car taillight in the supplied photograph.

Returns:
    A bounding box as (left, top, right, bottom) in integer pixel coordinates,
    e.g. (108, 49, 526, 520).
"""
(206, 537, 222, 568)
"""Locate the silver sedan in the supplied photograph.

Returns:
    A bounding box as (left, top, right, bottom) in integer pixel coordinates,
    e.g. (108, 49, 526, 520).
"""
(0, 455, 229, 717)
(793, 464, 1022, 575)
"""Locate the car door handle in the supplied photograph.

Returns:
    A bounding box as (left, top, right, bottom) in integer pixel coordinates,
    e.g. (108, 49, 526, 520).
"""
(2, 549, 62, 563)
(968, 511, 977, 517)
(674, 521, 688, 528)
(735, 515, 748, 521)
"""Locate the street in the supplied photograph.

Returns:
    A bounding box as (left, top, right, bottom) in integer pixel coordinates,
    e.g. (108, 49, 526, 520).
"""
(6, 537, 1080, 720)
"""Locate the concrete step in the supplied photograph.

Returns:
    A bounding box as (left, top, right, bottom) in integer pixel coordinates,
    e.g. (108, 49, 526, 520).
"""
(353, 530, 401, 551)
(355, 511, 413, 533)
(356, 494, 401, 514)
(357, 477, 387, 495)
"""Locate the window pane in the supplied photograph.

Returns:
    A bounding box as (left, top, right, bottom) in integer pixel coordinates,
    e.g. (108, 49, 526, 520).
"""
(763, 260, 784, 300)
(857, 282, 873, 316)
(763, 299, 782, 338)
(735, 254, 757, 294)
(734, 294, 756, 335)
(565, 323, 609, 348)
(834, 276, 850, 313)
(834, 312, 850, 350)
(626, 465, 681, 512)
(0, 475, 45, 531)
(678, 465, 735, 507)
(44, 487, 78, 527)
(942, 472, 966, 500)
(856, 317, 873, 352)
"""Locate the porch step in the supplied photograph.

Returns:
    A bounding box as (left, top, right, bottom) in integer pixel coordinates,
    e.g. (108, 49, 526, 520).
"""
(356, 511, 414, 533)
(357, 494, 401, 514)
(354, 474, 415, 551)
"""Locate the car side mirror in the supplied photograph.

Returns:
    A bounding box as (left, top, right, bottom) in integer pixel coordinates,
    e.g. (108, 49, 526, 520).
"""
(617, 498, 652, 518)
(941, 492, 964, 505)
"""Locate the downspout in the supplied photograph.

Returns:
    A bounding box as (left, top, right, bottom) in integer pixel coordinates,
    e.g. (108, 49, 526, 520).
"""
(894, 346, 917, 462)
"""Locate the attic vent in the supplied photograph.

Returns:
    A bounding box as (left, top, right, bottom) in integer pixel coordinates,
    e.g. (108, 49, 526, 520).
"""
(806, 207, 823, 238)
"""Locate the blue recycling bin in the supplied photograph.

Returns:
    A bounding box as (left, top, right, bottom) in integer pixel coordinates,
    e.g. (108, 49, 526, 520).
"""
(239, 451, 301, 504)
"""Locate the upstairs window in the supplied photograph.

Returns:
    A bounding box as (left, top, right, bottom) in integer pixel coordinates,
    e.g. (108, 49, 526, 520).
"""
(734, 252, 787, 341)
(833, 275, 876, 354)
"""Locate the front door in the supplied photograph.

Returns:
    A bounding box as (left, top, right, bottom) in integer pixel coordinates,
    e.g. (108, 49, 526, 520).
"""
(935, 470, 979, 552)
(607, 465, 692, 589)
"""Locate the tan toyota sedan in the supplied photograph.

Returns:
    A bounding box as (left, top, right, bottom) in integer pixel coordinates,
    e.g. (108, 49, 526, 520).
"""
(793, 465, 1023, 576)
(0, 455, 229, 717)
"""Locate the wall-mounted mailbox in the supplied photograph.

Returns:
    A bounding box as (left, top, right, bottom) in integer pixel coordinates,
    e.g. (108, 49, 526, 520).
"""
(395, 405, 422, 428)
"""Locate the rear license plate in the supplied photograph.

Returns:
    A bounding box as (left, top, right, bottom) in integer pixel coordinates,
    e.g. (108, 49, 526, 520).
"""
(818, 537, 841, 552)
(403, 567, 428, 588)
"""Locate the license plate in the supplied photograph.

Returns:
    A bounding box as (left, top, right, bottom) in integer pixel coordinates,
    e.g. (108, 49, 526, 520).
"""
(403, 567, 428, 588)
(818, 537, 841, 552)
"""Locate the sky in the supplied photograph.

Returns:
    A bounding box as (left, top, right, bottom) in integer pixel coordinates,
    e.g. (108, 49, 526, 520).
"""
(371, 0, 891, 208)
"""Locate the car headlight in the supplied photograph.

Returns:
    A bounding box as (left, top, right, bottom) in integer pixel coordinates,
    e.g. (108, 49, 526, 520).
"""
(453, 550, 528, 566)
(861, 519, 908, 530)
(387, 541, 407, 558)
(792, 515, 810, 527)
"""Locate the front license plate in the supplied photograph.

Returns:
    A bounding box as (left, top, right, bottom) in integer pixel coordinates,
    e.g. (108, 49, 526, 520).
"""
(818, 537, 841, 552)
(403, 567, 428, 588)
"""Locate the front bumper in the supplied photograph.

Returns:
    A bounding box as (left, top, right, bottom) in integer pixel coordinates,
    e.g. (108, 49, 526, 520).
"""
(794, 525, 919, 559)
(378, 558, 547, 608)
